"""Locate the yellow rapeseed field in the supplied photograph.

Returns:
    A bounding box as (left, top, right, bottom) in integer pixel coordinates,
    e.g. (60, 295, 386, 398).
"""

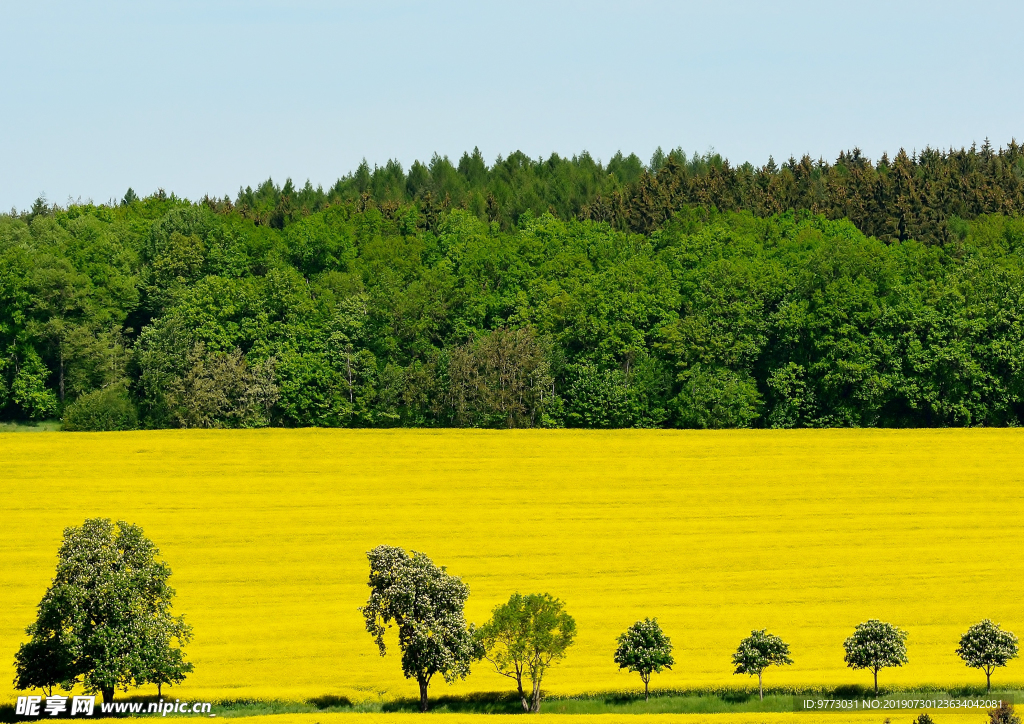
(180, 714, 990, 724)
(1, 429, 1022, 707)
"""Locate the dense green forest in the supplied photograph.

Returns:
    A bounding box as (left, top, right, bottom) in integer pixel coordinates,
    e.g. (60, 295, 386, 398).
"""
(3, 141, 1024, 430)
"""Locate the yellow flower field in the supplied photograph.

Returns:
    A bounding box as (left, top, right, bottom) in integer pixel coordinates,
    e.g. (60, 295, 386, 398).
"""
(1, 429, 1022, 708)
(167, 714, 996, 724)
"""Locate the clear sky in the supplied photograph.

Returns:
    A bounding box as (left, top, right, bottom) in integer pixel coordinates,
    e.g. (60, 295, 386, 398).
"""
(2, 0, 1021, 211)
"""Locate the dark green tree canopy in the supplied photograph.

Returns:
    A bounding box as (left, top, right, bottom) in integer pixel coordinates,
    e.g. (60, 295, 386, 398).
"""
(359, 545, 480, 712)
(225, 140, 1024, 244)
(613, 618, 674, 701)
(13, 518, 193, 703)
(5, 144, 1024, 431)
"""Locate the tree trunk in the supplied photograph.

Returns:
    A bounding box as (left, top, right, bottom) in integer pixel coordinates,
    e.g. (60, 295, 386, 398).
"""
(417, 676, 429, 712)
(158, 682, 162, 698)
(518, 679, 530, 712)
(530, 678, 542, 713)
(986, 670, 991, 693)
(759, 671, 763, 700)
(102, 687, 115, 705)
(873, 669, 878, 696)
(644, 675, 650, 702)
(346, 351, 353, 404)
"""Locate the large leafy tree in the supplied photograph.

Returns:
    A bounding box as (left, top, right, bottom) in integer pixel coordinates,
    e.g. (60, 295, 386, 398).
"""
(842, 619, 908, 695)
(13, 518, 193, 703)
(731, 629, 793, 700)
(613, 618, 674, 701)
(360, 545, 480, 712)
(476, 592, 576, 712)
(956, 619, 1019, 692)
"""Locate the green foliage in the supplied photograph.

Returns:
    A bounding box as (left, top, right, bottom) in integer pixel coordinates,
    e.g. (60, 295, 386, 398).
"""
(673, 366, 761, 428)
(11, 632, 75, 697)
(13, 518, 193, 703)
(765, 362, 813, 428)
(61, 384, 138, 431)
(5, 158, 1024, 430)
(562, 358, 670, 428)
(283, 206, 355, 276)
(956, 620, 1019, 691)
(843, 619, 909, 695)
(613, 618, 674, 700)
(360, 546, 480, 712)
(441, 328, 554, 428)
(476, 592, 577, 712)
(229, 140, 1024, 245)
(164, 344, 278, 428)
(10, 348, 58, 419)
(731, 629, 793, 700)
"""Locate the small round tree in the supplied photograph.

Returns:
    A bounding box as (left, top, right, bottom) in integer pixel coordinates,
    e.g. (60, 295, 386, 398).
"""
(731, 629, 793, 700)
(956, 619, 1019, 692)
(613, 618, 674, 701)
(843, 619, 908, 696)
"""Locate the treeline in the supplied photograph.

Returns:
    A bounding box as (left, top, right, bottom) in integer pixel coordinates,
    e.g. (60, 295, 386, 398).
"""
(220, 140, 1024, 245)
(4, 162, 1024, 430)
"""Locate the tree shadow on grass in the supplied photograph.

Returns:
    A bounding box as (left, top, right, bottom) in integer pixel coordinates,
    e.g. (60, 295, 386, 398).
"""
(381, 691, 524, 714)
(305, 696, 353, 710)
(831, 685, 869, 698)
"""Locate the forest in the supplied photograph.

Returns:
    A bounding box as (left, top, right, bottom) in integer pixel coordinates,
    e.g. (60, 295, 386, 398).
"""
(2, 140, 1024, 430)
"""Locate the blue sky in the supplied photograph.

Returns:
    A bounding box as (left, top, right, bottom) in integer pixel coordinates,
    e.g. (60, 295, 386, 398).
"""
(1, 0, 1021, 210)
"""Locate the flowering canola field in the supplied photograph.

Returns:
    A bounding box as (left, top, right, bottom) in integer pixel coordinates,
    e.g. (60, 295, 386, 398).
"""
(185, 714, 990, 724)
(1, 429, 1022, 706)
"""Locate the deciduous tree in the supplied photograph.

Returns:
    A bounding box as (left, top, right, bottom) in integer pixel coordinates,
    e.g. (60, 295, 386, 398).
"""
(731, 629, 793, 700)
(476, 592, 576, 712)
(956, 620, 1019, 692)
(443, 328, 553, 428)
(360, 546, 480, 712)
(166, 344, 278, 428)
(842, 619, 908, 695)
(13, 518, 193, 703)
(613, 618, 674, 701)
